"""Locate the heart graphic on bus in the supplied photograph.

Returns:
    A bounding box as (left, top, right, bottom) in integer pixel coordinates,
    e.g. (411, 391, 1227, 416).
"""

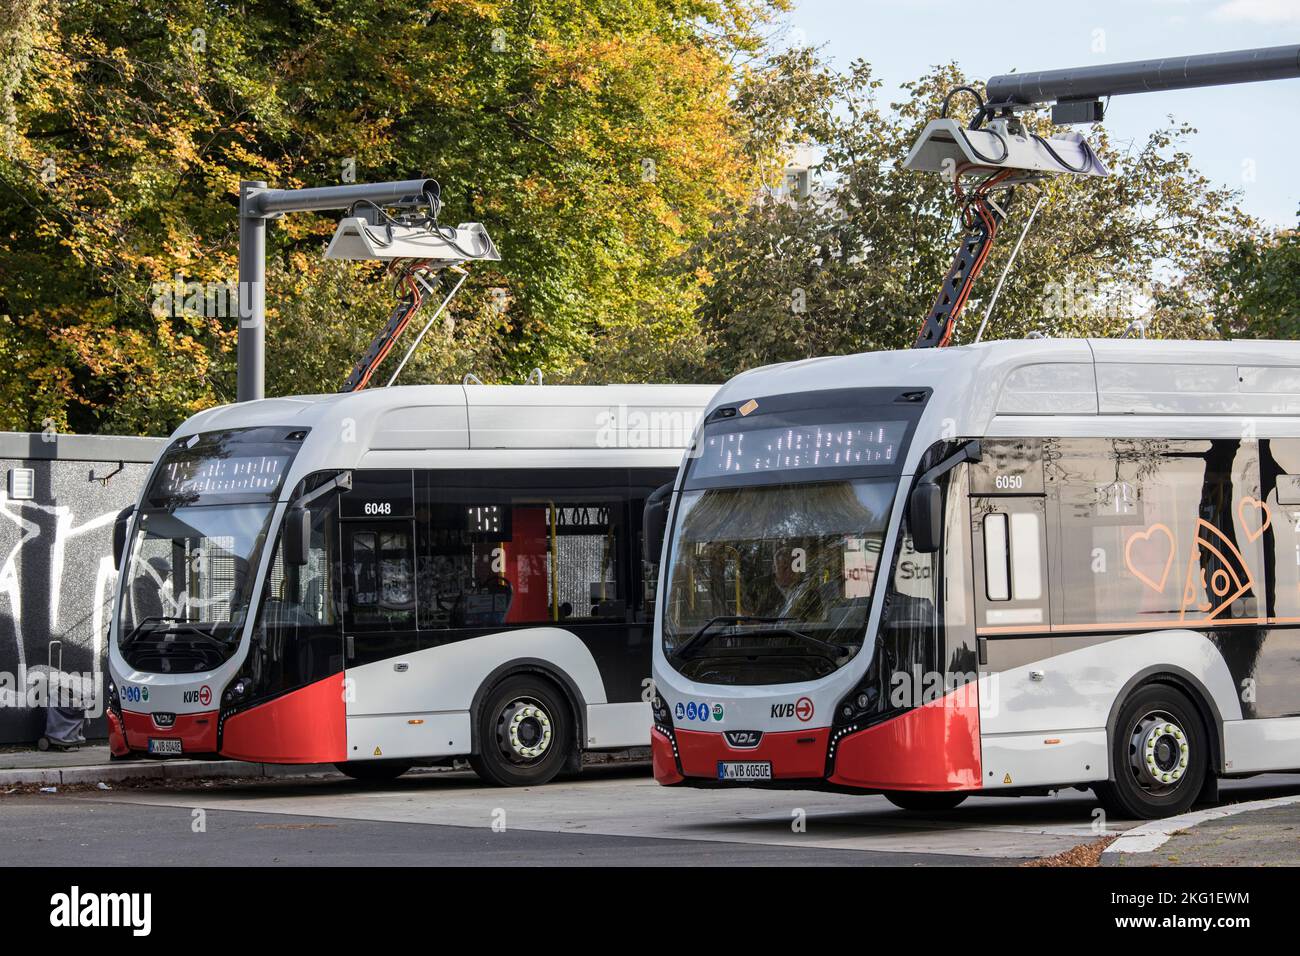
(1125, 523, 1175, 593)
(1238, 497, 1271, 542)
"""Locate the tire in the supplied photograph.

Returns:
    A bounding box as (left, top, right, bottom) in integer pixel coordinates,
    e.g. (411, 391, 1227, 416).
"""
(468, 674, 573, 787)
(334, 760, 413, 782)
(882, 790, 968, 812)
(1094, 683, 1210, 820)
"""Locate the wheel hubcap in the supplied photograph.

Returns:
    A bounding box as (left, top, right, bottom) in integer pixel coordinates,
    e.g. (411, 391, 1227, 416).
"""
(496, 697, 553, 763)
(1128, 710, 1190, 793)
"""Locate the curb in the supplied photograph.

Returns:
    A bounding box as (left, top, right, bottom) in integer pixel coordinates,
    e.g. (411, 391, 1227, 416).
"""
(1102, 793, 1300, 855)
(0, 759, 337, 789)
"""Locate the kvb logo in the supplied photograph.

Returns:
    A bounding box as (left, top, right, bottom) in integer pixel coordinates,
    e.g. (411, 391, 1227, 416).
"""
(182, 685, 212, 707)
(770, 697, 815, 722)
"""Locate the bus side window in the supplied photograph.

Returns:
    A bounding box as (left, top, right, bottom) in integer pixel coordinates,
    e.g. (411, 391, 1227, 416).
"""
(351, 532, 378, 606)
(983, 511, 1043, 603)
(1010, 512, 1043, 600)
(984, 514, 1010, 601)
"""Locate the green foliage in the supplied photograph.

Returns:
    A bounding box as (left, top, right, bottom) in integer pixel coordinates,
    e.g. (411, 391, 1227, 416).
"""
(1210, 211, 1300, 341)
(0, 0, 783, 433)
(690, 58, 1257, 379)
(0, 6, 1280, 436)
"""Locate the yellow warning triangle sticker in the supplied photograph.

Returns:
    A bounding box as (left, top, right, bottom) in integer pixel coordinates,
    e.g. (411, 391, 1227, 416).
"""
(373, 746, 383, 756)
(1003, 773, 1012, 784)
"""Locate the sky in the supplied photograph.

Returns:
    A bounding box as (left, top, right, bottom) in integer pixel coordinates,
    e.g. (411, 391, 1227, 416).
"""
(779, 0, 1300, 228)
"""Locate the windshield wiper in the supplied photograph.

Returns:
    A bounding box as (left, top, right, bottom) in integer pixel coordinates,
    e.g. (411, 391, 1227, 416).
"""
(670, 615, 793, 662)
(119, 616, 184, 649)
(120, 616, 234, 650)
(741, 625, 853, 663)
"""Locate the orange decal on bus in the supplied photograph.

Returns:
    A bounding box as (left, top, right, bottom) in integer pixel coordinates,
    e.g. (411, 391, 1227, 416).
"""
(1125, 523, 1175, 593)
(1239, 496, 1271, 542)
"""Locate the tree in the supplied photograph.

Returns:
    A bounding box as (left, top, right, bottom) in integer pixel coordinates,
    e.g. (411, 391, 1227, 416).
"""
(687, 57, 1256, 379)
(1210, 212, 1300, 341)
(0, 0, 788, 434)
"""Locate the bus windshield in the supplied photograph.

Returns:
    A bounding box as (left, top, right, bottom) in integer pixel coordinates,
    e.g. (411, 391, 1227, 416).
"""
(118, 504, 275, 654)
(116, 427, 306, 673)
(662, 478, 895, 685)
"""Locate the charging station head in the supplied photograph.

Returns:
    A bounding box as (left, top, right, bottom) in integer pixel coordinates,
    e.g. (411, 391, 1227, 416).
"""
(904, 118, 1109, 185)
(325, 220, 501, 263)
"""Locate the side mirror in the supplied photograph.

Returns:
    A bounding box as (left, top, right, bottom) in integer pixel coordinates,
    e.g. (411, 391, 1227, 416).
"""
(112, 505, 134, 570)
(284, 507, 311, 566)
(642, 482, 674, 565)
(909, 482, 943, 554)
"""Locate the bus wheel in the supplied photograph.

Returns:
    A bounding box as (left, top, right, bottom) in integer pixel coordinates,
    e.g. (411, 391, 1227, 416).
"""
(334, 761, 412, 782)
(469, 675, 572, 787)
(1095, 683, 1208, 820)
(882, 791, 968, 812)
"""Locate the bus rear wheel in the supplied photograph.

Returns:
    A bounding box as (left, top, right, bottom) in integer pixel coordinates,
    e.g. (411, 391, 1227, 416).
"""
(469, 675, 572, 787)
(1095, 683, 1209, 820)
(334, 760, 412, 782)
(882, 791, 968, 812)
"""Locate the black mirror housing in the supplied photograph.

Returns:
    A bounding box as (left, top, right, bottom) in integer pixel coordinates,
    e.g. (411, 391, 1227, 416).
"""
(909, 482, 943, 553)
(642, 482, 674, 564)
(284, 507, 311, 565)
(112, 505, 134, 570)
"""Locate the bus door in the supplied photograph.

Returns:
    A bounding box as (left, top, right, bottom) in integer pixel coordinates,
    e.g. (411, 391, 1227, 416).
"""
(970, 495, 1050, 662)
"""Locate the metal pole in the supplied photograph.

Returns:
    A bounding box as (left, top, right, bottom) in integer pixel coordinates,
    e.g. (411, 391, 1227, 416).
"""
(246, 179, 438, 217)
(237, 180, 267, 403)
(986, 44, 1300, 106)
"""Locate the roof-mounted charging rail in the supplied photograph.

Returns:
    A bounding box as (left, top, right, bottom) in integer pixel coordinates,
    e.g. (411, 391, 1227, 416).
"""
(906, 44, 1300, 350)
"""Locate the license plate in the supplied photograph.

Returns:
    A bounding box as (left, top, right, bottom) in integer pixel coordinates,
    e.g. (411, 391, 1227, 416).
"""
(718, 761, 771, 781)
(148, 738, 183, 756)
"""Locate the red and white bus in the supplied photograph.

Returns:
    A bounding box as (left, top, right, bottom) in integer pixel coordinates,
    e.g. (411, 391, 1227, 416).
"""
(107, 383, 713, 785)
(649, 339, 1300, 818)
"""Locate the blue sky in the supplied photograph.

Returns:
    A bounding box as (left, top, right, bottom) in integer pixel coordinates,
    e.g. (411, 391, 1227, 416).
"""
(780, 0, 1300, 227)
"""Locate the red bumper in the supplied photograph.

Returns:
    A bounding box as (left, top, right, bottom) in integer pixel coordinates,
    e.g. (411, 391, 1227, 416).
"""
(219, 674, 347, 764)
(119, 708, 219, 754)
(653, 685, 982, 792)
(106, 710, 130, 756)
(829, 685, 982, 791)
(654, 726, 832, 784)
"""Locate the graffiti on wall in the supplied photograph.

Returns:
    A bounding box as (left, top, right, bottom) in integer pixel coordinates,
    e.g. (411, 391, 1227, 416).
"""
(0, 456, 153, 740)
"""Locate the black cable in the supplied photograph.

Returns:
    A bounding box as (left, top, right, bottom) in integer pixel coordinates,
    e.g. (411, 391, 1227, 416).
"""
(1032, 132, 1095, 174)
(941, 85, 985, 121)
(955, 124, 1009, 165)
(346, 182, 489, 259)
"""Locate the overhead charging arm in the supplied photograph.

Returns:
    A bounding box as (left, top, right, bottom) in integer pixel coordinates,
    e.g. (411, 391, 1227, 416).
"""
(913, 169, 1014, 348)
(909, 43, 1300, 350)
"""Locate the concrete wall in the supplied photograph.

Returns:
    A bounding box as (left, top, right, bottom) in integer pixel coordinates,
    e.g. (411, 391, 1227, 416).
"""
(0, 433, 164, 744)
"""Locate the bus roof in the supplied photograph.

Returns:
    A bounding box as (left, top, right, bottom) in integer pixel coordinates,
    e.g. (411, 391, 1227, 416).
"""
(710, 338, 1300, 460)
(172, 383, 717, 476)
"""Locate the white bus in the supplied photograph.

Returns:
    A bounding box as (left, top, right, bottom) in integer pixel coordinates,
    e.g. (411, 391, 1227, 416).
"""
(648, 339, 1300, 818)
(107, 383, 714, 785)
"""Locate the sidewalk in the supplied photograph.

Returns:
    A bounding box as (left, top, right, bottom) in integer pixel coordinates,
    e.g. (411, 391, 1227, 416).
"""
(0, 744, 336, 788)
(1102, 795, 1300, 866)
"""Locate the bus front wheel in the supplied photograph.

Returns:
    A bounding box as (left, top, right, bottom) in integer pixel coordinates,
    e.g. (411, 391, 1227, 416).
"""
(1095, 683, 1209, 820)
(334, 760, 413, 782)
(469, 675, 572, 787)
(882, 791, 968, 812)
